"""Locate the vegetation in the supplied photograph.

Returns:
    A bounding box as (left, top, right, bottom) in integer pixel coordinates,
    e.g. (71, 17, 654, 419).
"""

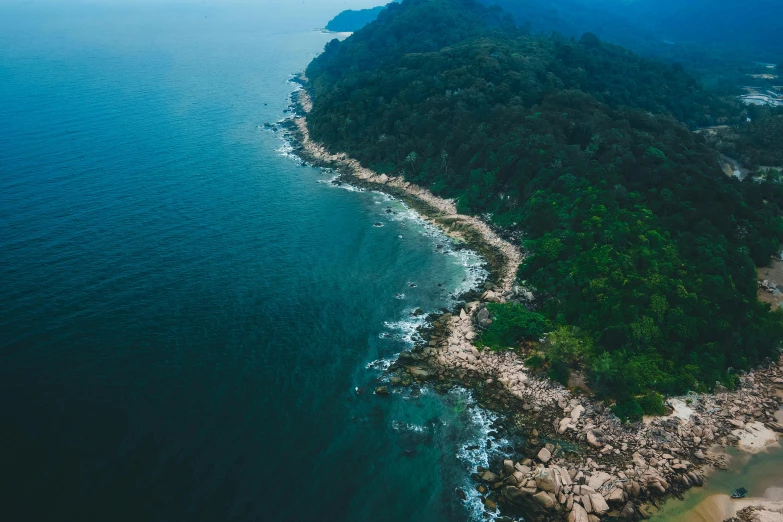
(325, 4, 390, 33)
(706, 106, 783, 169)
(307, 0, 783, 404)
(478, 303, 550, 350)
(480, 0, 783, 81)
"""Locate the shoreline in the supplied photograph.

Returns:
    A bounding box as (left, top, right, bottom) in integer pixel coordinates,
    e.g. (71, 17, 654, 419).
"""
(281, 76, 783, 522)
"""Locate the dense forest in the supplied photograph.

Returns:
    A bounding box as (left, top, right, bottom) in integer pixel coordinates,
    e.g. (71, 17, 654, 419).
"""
(481, 0, 783, 74)
(706, 105, 783, 169)
(306, 0, 783, 416)
(328, 0, 783, 84)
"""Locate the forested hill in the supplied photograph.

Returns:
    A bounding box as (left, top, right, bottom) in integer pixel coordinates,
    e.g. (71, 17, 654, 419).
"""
(306, 0, 783, 414)
(480, 0, 783, 75)
(325, 5, 387, 33)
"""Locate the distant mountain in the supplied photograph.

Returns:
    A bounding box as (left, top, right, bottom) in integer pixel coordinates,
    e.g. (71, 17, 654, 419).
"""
(325, 4, 388, 33)
(480, 0, 783, 74)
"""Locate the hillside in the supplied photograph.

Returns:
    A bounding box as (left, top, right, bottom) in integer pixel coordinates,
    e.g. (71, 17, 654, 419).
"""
(325, 5, 387, 32)
(481, 0, 783, 80)
(305, 0, 783, 413)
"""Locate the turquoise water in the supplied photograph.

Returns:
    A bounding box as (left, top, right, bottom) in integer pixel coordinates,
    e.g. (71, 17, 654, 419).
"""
(0, 3, 505, 521)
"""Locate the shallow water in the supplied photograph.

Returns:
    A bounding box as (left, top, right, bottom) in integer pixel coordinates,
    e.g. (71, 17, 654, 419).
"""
(651, 443, 783, 521)
(0, 3, 505, 521)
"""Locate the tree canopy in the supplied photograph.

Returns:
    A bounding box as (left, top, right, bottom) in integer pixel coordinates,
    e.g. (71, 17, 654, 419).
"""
(306, 0, 783, 401)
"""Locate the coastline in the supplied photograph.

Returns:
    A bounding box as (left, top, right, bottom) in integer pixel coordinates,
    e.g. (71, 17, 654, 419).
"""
(282, 76, 783, 522)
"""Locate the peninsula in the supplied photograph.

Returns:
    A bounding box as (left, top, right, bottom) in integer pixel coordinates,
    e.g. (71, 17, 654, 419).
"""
(290, 0, 783, 520)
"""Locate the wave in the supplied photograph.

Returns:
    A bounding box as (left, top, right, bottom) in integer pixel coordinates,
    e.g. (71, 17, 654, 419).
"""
(450, 388, 509, 522)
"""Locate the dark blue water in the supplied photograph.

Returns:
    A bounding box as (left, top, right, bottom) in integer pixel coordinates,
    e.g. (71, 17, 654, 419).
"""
(0, 3, 501, 521)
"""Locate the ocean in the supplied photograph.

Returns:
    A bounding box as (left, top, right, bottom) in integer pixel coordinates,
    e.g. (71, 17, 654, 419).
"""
(0, 2, 506, 521)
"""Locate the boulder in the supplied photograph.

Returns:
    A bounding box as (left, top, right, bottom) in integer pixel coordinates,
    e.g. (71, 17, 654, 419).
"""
(625, 480, 641, 499)
(568, 503, 589, 522)
(536, 468, 559, 494)
(589, 493, 610, 515)
(479, 470, 499, 483)
(632, 453, 647, 468)
(571, 404, 586, 421)
(587, 471, 613, 490)
(533, 491, 557, 510)
(649, 481, 667, 495)
(582, 494, 593, 513)
(538, 447, 552, 464)
(587, 430, 604, 448)
(503, 459, 515, 476)
(620, 501, 636, 520)
(406, 367, 431, 380)
(606, 487, 626, 506)
(687, 472, 703, 486)
(502, 486, 530, 506)
(375, 386, 389, 396)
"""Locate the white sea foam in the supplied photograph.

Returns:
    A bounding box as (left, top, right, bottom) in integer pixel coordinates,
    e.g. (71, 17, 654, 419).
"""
(391, 421, 426, 433)
(382, 316, 426, 345)
(378, 198, 488, 297)
(365, 358, 394, 371)
(449, 388, 509, 522)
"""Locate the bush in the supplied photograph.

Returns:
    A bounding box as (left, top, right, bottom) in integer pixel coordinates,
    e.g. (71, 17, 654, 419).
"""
(479, 303, 550, 350)
(548, 364, 570, 386)
(525, 352, 546, 369)
(612, 399, 644, 422)
(637, 391, 667, 416)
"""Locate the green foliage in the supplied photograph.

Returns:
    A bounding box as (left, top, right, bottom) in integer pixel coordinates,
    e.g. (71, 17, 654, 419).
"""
(525, 352, 546, 369)
(479, 303, 550, 350)
(325, 5, 387, 33)
(612, 399, 644, 422)
(543, 325, 590, 363)
(306, 0, 783, 400)
(637, 391, 667, 416)
(706, 107, 783, 169)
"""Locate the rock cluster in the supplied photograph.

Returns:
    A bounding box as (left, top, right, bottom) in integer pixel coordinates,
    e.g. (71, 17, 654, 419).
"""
(391, 299, 783, 521)
(475, 448, 660, 521)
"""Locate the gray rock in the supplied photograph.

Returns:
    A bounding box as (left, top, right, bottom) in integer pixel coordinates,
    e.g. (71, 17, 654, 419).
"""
(587, 430, 604, 448)
(406, 366, 431, 380)
(502, 486, 536, 505)
(620, 501, 636, 520)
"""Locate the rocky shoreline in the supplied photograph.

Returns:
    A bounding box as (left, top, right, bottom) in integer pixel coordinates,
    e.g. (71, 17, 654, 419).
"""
(280, 76, 783, 522)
